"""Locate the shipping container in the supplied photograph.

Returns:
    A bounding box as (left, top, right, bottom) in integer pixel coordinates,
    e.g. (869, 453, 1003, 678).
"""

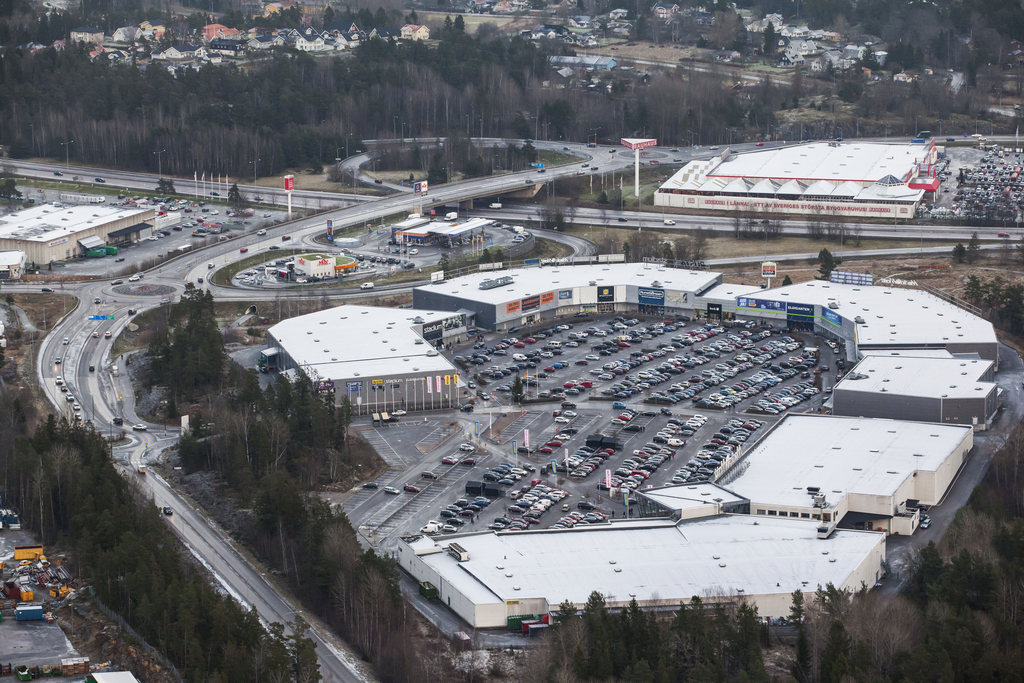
(16, 605, 43, 621)
(483, 483, 503, 497)
(527, 622, 550, 638)
(418, 581, 438, 599)
(13, 545, 42, 561)
(104, 246, 118, 255)
(506, 614, 538, 631)
(87, 250, 106, 258)
(465, 481, 484, 496)
(520, 619, 542, 634)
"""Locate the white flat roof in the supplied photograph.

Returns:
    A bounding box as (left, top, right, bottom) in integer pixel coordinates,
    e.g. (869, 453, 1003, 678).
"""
(267, 305, 459, 380)
(837, 356, 995, 400)
(415, 515, 881, 609)
(0, 204, 150, 242)
(725, 415, 971, 509)
(710, 141, 930, 185)
(640, 483, 746, 512)
(421, 263, 721, 306)
(0, 250, 25, 266)
(859, 349, 954, 359)
(698, 282, 763, 303)
(399, 217, 491, 237)
(752, 281, 997, 349)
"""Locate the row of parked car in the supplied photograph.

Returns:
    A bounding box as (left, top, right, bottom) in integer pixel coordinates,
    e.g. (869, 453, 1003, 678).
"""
(669, 417, 765, 484)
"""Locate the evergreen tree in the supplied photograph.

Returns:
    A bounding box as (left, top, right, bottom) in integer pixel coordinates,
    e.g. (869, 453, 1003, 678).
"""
(816, 248, 840, 279)
(966, 231, 981, 263)
(820, 621, 852, 683)
(454, 14, 465, 32)
(156, 177, 176, 195)
(952, 243, 967, 263)
(762, 21, 777, 57)
(511, 373, 524, 403)
(228, 182, 246, 208)
(782, 274, 793, 286)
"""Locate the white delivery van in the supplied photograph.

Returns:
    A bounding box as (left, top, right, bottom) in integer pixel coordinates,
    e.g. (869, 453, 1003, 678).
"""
(208, 263, 215, 269)
(445, 211, 458, 221)
(360, 282, 374, 290)
(548, 341, 562, 348)
(489, 202, 502, 209)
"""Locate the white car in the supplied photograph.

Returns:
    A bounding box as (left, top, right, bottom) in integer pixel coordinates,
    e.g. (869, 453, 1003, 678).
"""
(555, 416, 572, 424)
(132, 423, 147, 431)
(128, 275, 141, 282)
(62, 337, 69, 344)
(257, 229, 267, 236)
(663, 219, 676, 225)
(360, 282, 374, 290)
(409, 249, 419, 255)
(383, 486, 400, 495)
(391, 410, 407, 416)
(459, 443, 475, 452)
(263, 213, 272, 218)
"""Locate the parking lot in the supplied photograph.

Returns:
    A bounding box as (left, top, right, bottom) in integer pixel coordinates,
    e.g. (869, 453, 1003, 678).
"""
(935, 144, 1024, 225)
(339, 314, 844, 550)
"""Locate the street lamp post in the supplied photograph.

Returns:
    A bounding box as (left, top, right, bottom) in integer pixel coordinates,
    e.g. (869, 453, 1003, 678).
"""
(251, 158, 261, 185)
(153, 149, 166, 178)
(61, 140, 74, 169)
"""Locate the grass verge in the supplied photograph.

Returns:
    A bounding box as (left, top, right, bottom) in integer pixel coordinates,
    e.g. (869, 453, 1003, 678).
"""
(211, 249, 304, 286)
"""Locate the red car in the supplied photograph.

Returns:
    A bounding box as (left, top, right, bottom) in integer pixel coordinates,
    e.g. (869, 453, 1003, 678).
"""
(756, 142, 765, 146)
(563, 381, 576, 388)
(999, 232, 1010, 237)
(580, 381, 593, 388)
(460, 458, 477, 466)
(513, 342, 525, 348)
(538, 447, 553, 454)
(546, 440, 563, 447)
(618, 342, 631, 347)
(441, 456, 458, 465)
(403, 484, 421, 493)
(524, 337, 537, 344)
(575, 360, 589, 365)
(545, 366, 557, 373)
(240, 247, 248, 253)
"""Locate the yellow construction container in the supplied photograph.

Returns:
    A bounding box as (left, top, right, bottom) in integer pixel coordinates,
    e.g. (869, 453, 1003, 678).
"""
(13, 545, 43, 562)
(19, 589, 33, 601)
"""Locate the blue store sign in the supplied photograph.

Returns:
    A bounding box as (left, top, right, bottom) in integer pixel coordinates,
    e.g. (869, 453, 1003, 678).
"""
(738, 297, 786, 312)
(822, 308, 842, 327)
(786, 302, 814, 322)
(638, 287, 665, 306)
(558, 289, 572, 300)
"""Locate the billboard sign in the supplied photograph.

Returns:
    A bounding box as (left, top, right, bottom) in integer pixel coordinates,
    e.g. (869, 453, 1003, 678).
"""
(786, 302, 814, 322)
(822, 308, 842, 327)
(597, 285, 615, 303)
(737, 297, 786, 312)
(620, 138, 658, 150)
(761, 261, 777, 278)
(830, 270, 873, 286)
(558, 289, 572, 300)
(413, 181, 429, 196)
(521, 295, 541, 311)
(283, 175, 295, 191)
(638, 287, 665, 306)
(506, 300, 521, 314)
(443, 314, 466, 331)
(327, 219, 334, 242)
(346, 381, 362, 392)
(540, 291, 555, 305)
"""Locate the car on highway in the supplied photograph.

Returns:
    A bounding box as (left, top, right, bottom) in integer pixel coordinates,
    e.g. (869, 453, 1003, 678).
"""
(89, 365, 95, 372)
(132, 423, 147, 431)
(163, 507, 173, 516)
(63, 337, 69, 344)
(375, 178, 384, 184)
(95, 177, 106, 183)
(257, 229, 267, 236)
(128, 275, 140, 282)
(999, 232, 1010, 237)
(269, 245, 280, 250)
(383, 486, 400, 494)
(112, 279, 123, 284)
(54, 357, 61, 364)
(53, 171, 62, 176)
(93, 297, 101, 304)
(41, 287, 53, 292)
(112, 417, 123, 425)
(755, 142, 765, 146)
(617, 217, 628, 222)
(664, 219, 676, 225)
(104, 331, 112, 338)
(240, 247, 248, 253)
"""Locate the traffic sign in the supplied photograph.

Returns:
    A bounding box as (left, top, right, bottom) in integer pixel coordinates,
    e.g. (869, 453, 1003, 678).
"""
(88, 315, 115, 320)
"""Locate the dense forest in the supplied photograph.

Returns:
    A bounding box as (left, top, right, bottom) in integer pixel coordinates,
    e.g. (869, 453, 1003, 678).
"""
(1, 0, 1019, 180)
(0, 408, 322, 683)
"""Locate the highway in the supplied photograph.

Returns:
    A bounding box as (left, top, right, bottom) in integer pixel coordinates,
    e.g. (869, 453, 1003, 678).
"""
(14, 132, 1018, 683)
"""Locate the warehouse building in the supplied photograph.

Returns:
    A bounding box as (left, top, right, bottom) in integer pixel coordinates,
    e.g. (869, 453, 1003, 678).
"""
(732, 279, 999, 366)
(263, 305, 469, 414)
(397, 514, 885, 628)
(0, 204, 154, 263)
(832, 355, 999, 429)
(655, 141, 939, 218)
(635, 482, 749, 519)
(0, 250, 26, 280)
(719, 415, 973, 534)
(412, 263, 723, 330)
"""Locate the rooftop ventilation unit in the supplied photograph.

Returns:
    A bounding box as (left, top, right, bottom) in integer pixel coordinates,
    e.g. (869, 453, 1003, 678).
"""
(447, 543, 470, 562)
(479, 275, 514, 290)
(828, 302, 840, 309)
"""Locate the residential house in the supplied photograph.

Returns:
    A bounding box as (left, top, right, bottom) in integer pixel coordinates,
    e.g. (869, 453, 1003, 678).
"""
(548, 0, 575, 14)
(808, 52, 830, 72)
(52, 39, 65, 50)
(778, 46, 804, 66)
(651, 3, 679, 18)
(263, 0, 297, 16)
(608, 7, 628, 18)
(139, 20, 166, 39)
(550, 54, 616, 70)
(712, 49, 741, 62)
(154, 43, 206, 60)
(368, 26, 398, 40)
(492, 1, 515, 13)
(893, 70, 918, 83)
(400, 24, 430, 40)
(202, 23, 241, 42)
(248, 33, 284, 49)
(747, 13, 782, 32)
(789, 38, 818, 55)
(112, 26, 142, 42)
(874, 50, 887, 66)
(209, 38, 245, 56)
(70, 27, 104, 44)
(570, 15, 592, 28)
(780, 25, 809, 39)
(842, 44, 864, 60)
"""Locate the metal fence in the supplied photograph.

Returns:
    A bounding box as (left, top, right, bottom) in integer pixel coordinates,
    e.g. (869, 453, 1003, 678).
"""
(89, 588, 184, 683)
